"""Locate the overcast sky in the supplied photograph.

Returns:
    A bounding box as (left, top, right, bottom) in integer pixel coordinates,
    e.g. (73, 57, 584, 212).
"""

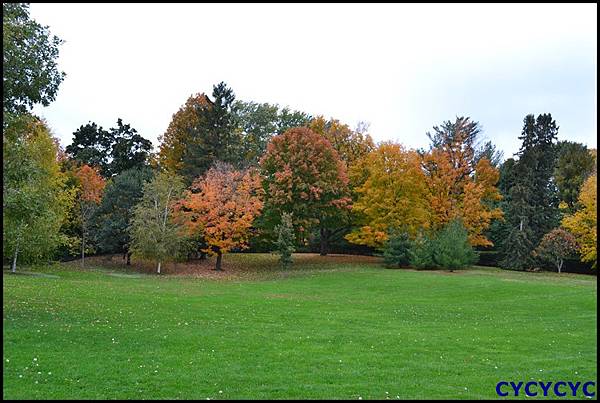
(30, 3, 597, 159)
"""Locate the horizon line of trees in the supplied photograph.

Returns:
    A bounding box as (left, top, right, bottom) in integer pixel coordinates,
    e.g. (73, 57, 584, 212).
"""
(4, 3, 597, 274)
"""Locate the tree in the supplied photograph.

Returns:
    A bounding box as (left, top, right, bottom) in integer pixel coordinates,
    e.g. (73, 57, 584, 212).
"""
(382, 229, 412, 268)
(562, 174, 597, 268)
(157, 93, 209, 174)
(345, 142, 430, 248)
(534, 228, 579, 273)
(178, 82, 242, 183)
(421, 117, 503, 247)
(73, 164, 106, 267)
(66, 119, 152, 178)
(499, 114, 560, 270)
(129, 172, 186, 274)
(3, 3, 65, 116)
(65, 122, 111, 174)
(175, 163, 263, 271)
(3, 115, 73, 272)
(94, 167, 154, 265)
(259, 127, 351, 253)
(273, 212, 296, 268)
(554, 141, 596, 212)
(431, 219, 479, 269)
(309, 116, 375, 252)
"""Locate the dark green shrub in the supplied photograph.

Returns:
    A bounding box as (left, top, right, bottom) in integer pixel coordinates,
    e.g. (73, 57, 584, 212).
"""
(432, 219, 478, 269)
(382, 230, 412, 267)
(409, 233, 436, 269)
(273, 212, 295, 268)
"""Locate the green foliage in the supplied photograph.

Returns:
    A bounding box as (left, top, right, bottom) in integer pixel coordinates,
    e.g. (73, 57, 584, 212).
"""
(66, 119, 152, 178)
(3, 115, 73, 268)
(232, 101, 312, 168)
(3, 3, 65, 115)
(499, 113, 560, 270)
(382, 229, 412, 267)
(180, 82, 241, 183)
(129, 172, 186, 271)
(273, 212, 296, 267)
(94, 167, 154, 258)
(408, 221, 478, 270)
(431, 219, 478, 269)
(408, 233, 436, 269)
(554, 141, 596, 212)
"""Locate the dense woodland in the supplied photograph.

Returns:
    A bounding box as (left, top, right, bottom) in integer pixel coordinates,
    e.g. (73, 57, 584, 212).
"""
(3, 3, 597, 274)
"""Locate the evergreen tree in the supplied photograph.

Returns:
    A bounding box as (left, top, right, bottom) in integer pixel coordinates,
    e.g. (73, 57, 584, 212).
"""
(274, 212, 296, 268)
(382, 229, 412, 268)
(499, 113, 559, 270)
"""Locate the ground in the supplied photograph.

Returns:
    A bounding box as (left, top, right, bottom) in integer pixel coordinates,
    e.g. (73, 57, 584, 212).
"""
(3, 254, 597, 399)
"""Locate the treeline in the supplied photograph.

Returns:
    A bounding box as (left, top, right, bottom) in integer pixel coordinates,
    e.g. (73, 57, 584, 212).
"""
(3, 3, 597, 274)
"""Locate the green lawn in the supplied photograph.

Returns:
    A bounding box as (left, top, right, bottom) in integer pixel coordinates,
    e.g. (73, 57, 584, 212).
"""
(3, 254, 597, 399)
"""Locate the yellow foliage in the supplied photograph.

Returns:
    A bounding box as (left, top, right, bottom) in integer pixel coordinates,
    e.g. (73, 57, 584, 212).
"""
(562, 174, 597, 268)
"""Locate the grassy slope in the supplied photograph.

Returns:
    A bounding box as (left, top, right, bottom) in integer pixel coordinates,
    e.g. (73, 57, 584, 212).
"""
(3, 255, 597, 399)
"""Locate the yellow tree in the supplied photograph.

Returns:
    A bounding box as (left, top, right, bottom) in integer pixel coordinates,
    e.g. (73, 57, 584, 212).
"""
(175, 163, 263, 271)
(345, 142, 430, 248)
(562, 174, 597, 268)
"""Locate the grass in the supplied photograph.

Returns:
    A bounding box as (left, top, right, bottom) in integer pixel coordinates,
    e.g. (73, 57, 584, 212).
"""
(3, 254, 597, 399)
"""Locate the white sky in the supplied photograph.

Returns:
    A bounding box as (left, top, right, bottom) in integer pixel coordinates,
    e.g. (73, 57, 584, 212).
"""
(30, 3, 597, 159)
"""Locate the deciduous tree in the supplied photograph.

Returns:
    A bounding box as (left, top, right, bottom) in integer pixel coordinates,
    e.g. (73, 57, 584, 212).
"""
(534, 228, 579, 273)
(175, 163, 263, 271)
(73, 164, 106, 267)
(259, 127, 351, 253)
(129, 172, 186, 274)
(561, 174, 597, 268)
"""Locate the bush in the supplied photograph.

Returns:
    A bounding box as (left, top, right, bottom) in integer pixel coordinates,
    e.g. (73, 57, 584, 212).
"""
(432, 219, 478, 269)
(409, 233, 436, 269)
(382, 230, 412, 267)
(409, 220, 478, 269)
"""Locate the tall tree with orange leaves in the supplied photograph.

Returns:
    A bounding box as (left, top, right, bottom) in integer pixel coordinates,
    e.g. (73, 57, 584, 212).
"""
(175, 162, 263, 271)
(73, 164, 105, 266)
(421, 117, 503, 247)
(259, 127, 351, 255)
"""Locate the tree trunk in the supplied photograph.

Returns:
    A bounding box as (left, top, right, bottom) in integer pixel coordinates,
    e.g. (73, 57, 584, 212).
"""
(157, 261, 162, 274)
(199, 251, 207, 260)
(215, 250, 223, 271)
(11, 244, 19, 274)
(558, 259, 563, 273)
(320, 226, 329, 256)
(126, 252, 132, 266)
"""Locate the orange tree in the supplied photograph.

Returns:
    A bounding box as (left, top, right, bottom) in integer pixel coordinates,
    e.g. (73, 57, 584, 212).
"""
(259, 127, 351, 255)
(73, 164, 105, 266)
(421, 117, 503, 247)
(174, 162, 263, 271)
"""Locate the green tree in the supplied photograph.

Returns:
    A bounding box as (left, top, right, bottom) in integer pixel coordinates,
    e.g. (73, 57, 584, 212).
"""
(94, 167, 154, 265)
(274, 212, 296, 268)
(499, 114, 560, 270)
(3, 3, 65, 116)
(382, 229, 412, 268)
(3, 115, 73, 272)
(179, 82, 241, 183)
(554, 141, 596, 212)
(66, 119, 152, 178)
(431, 219, 478, 269)
(129, 172, 186, 274)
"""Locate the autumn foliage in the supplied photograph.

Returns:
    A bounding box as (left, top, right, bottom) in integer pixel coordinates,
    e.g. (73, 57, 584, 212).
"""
(175, 163, 263, 270)
(346, 142, 430, 248)
(259, 127, 351, 244)
(562, 174, 597, 268)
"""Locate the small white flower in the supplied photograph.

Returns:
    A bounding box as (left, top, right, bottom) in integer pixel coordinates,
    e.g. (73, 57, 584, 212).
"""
(219, 390, 223, 394)
(33, 358, 37, 361)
